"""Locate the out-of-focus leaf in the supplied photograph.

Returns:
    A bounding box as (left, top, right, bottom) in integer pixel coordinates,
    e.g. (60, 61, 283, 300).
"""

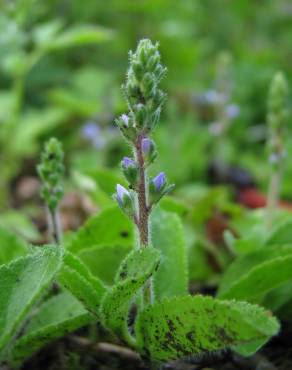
(47, 25, 114, 50)
(0, 226, 28, 265)
(151, 208, 188, 300)
(78, 244, 130, 285)
(218, 245, 292, 301)
(67, 206, 134, 254)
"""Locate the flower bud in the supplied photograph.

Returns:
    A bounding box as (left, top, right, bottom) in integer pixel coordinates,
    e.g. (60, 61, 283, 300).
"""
(114, 184, 134, 217)
(115, 114, 136, 142)
(133, 103, 147, 129)
(121, 157, 138, 186)
(141, 137, 157, 164)
(149, 172, 175, 205)
(132, 61, 143, 81)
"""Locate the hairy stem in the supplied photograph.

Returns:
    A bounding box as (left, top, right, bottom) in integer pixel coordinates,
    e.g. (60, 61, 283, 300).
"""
(47, 206, 62, 245)
(135, 134, 149, 247)
(135, 134, 152, 306)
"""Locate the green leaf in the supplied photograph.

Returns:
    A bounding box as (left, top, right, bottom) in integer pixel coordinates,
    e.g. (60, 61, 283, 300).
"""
(0, 246, 62, 356)
(0, 226, 28, 265)
(78, 244, 130, 285)
(67, 206, 134, 254)
(100, 248, 160, 346)
(58, 252, 106, 316)
(217, 245, 292, 301)
(158, 196, 189, 217)
(10, 291, 92, 366)
(264, 220, 292, 246)
(135, 295, 279, 362)
(11, 108, 68, 157)
(151, 208, 188, 300)
(47, 25, 114, 50)
(86, 167, 127, 196)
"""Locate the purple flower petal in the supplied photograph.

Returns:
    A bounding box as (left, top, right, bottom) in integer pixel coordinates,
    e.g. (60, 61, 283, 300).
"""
(225, 104, 240, 119)
(141, 138, 151, 153)
(116, 184, 129, 203)
(122, 157, 135, 168)
(153, 172, 165, 191)
(121, 114, 129, 126)
(81, 121, 100, 139)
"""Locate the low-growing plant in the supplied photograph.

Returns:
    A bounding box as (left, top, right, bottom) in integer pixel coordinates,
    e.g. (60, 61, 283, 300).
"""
(98, 38, 279, 365)
(0, 40, 281, 369)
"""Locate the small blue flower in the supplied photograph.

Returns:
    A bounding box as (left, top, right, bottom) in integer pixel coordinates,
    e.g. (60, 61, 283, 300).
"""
(152, 172, 165, 191)
(81, 121, 100, 139)
(122, 157, 136, 168)
(116, 184, 130, 207)
(116, 184, 129, 203)
(225, 104, 240, 119)
(121, 114, 129, 127)
(81, 121, 105, 149)
(141, 138, 151, 153)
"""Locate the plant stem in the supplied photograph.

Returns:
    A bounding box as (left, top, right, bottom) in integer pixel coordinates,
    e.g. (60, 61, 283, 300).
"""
(135, 134, 149, 247)
(47, 206, 62, 245)
(135, 134, 153, 306)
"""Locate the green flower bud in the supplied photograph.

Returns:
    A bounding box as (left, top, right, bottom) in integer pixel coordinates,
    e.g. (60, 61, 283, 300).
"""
(141, 138, 157, 165)
(149, 172, 174, 205)
(121, 157, 139, 186)
(114, 184, 135, 218)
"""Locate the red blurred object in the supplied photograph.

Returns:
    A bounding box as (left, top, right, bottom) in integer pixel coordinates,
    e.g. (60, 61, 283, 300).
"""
(208, 161, 292, 211)
(236, 187, 267, 209)
(236, 187, 292, 211)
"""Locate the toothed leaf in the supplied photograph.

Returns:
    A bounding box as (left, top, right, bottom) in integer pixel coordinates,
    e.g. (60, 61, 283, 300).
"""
(100, 247, 160, 345)
(135, 295, 279, 361)
(58, 251, 107, 316)
(0, 246, 62, 356)
(151, 208, 188, 300)
(10, 291, 92, 366)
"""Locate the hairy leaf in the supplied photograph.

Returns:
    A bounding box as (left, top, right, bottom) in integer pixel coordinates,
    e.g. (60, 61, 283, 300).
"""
(58, 252, 106, 316)
(0, 226, 28, 265)
(67, 206, 134, 254)
(100, 248, 160, 345)
(217, 245, 292, 301)
(151, 208, 188, 300)
(10, 291, 92, 366)
(78, 244, 130, 285)
(0, 246, 62, 356)
(135, 295, 279, 361)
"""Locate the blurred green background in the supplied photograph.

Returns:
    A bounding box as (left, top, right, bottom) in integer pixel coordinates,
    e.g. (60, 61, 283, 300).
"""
(1, 0, 292, 216)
